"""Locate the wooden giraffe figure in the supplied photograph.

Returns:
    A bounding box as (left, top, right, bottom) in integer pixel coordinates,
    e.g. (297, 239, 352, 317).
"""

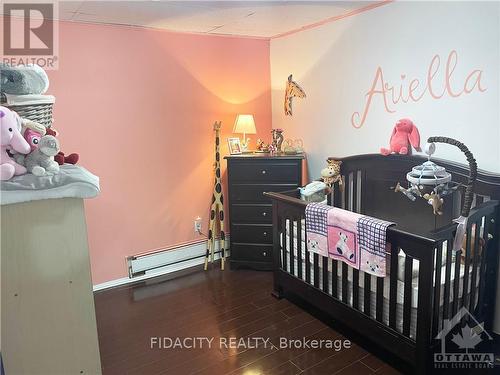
(204, 121, 226, 270)
(284, 74, 306, 116)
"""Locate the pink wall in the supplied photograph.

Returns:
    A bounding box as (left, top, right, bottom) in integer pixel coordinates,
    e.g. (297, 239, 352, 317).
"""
(2, 19, 272, 284)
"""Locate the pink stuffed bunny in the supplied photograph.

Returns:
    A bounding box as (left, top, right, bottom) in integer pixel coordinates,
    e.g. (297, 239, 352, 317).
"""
(380, 118, 421, 155)
(1, 106, 31, 180)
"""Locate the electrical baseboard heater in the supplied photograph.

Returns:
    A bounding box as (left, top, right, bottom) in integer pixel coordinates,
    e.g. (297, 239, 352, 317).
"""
(127, 237, 229, 278)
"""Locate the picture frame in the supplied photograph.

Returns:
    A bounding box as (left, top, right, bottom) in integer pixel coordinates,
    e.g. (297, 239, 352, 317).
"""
(227, 137, 242, 155)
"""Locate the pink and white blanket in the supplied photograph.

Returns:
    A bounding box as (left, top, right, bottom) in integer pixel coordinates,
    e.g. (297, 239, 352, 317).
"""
(305, 203, 394, 277)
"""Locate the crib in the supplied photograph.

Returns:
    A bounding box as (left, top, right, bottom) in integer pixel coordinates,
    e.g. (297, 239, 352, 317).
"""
(264, 154, 500, 374)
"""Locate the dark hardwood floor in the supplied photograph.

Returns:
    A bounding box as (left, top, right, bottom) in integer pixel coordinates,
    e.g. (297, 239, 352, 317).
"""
(94, 267, 402, 375)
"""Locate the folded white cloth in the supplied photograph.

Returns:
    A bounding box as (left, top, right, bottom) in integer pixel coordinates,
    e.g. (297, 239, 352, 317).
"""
(0, 165, 100, 205)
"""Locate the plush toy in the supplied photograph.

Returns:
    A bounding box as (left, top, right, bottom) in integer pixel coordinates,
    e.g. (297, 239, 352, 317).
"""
(0, 106, 31, 180)
(45, 127, 79, 165)
(321, 158, 343, 192)
(23, 120, 46, 151)
(12, 120, 47, 166)
(423, 191, 444, 215)
(380, 118, 421, 155)
(24, 135, 60, 176)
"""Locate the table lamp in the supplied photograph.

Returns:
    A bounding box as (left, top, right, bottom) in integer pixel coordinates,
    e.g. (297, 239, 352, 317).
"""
(233, 114, 256, 153)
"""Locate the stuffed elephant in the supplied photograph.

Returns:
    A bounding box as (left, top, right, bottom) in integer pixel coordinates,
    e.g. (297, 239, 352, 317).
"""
(0, 106, 31, 180)
(24, 135, 60, 176)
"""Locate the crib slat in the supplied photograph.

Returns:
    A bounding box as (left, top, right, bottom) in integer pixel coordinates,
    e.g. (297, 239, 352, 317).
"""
(353, 269, 359, 309)
(432, 243, 443, 335)
(313, 253, 319, 288)
(403, 256, 413, 336)
(352, 172, 358, 213)
(305, 230, 311, 284)
(389, 246, 399, 328)
(323, 256, 329, 293)
(443, 239, 453, 321)
(345, 173, 351, 211)
(462, 225, 472, 310)
(476, 215, 492, 312)
(376, 277, 384, 322)
(342, 263, 348, 303)
(332, 259, 338, 298)
(282, 219, 287, 272)
(289, 218, 295, 276)
(469, 221, 481, 312)
(364, 273, 371, 316)
(452, 248, 462, 316)
(297, 218, 303, 279)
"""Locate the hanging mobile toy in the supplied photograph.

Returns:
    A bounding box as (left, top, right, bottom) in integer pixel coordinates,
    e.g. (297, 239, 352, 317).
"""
(394, 136, 477, 252)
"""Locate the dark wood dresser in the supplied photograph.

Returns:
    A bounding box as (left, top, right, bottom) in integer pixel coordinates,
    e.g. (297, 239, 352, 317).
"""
(225, 154, 304, 270)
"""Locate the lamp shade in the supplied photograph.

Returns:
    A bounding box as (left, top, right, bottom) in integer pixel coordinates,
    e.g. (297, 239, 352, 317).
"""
(233, 114, 256, 134)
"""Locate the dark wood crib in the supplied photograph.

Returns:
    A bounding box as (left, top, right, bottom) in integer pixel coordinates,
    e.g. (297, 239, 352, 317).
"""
(264, 154, 500, 374)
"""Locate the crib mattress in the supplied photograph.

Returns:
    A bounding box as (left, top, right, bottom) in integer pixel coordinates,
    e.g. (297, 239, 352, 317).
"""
(282, 234, 475, 307)
(282, 250, 476, 339)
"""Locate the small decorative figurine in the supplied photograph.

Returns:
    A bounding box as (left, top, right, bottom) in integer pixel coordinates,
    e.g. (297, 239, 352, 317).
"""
(255, 138, 270, 153)
(294, 139, 304, 154)
(284, 139, 296, 155)
(272, 129, 284, 153)
(321, 158, 343, 192)
(284, 74, 306, 116)
(268, 143, 277, 155)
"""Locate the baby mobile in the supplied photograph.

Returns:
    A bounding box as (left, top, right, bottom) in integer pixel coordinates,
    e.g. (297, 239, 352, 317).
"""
(393, 136, 477, 251)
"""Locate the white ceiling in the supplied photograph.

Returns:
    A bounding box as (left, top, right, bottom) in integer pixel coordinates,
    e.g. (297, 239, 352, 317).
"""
(47, 1, 380, 38)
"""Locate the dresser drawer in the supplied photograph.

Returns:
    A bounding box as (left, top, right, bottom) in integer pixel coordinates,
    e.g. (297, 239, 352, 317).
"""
(230, 162, 300, 184)
(231, 244, 273, 262)
(230, 184, 297, 203)
(231, 224, 273, 244)
(230, 204, 272, 223)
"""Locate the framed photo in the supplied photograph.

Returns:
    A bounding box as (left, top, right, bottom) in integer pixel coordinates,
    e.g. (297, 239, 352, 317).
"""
(227, 138, 242, 154)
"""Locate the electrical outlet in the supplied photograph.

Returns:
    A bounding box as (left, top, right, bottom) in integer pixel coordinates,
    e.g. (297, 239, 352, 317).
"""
(194, 217, 202, 233)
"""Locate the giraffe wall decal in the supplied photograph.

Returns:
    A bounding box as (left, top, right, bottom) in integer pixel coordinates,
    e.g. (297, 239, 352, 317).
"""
(204, 121, 226, 270)
(284, 74, 306, 116)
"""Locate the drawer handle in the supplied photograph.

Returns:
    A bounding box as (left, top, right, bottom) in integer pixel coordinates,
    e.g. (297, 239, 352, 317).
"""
(263, 252, 267, 256)
(262, 212, 267, 217)
(263, 231, 268, 236)
(261, 170, 267, 174)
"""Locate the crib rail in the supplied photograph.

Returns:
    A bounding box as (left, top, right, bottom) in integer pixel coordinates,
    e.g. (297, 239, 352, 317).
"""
(265, 190, 499, 371)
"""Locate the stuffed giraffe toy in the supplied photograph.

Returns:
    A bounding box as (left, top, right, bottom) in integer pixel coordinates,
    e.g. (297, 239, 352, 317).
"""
(284, 74, 306, 116)
(204, 121, 226, 270)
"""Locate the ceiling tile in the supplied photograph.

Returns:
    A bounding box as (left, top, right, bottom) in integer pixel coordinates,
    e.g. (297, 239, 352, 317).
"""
(49, 1, 380, 38)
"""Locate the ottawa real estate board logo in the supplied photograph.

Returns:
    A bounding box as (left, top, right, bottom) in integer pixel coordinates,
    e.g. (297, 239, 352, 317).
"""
(434, 307, 495, 370)
(2, 1, 59, 69)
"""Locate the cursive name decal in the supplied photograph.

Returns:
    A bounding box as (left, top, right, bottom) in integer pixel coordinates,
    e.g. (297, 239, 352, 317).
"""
(351, 50, 486, 128)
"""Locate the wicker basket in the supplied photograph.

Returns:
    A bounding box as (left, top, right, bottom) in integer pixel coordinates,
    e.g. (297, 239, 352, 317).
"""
(0, 92, 54, 127)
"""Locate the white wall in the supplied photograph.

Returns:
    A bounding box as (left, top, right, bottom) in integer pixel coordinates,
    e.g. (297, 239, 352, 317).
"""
(271, 1, 500, 178)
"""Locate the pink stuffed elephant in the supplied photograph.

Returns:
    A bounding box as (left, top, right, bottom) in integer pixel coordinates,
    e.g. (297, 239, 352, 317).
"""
(380, 118, 421, 155)
(1, 106, 31, 180)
